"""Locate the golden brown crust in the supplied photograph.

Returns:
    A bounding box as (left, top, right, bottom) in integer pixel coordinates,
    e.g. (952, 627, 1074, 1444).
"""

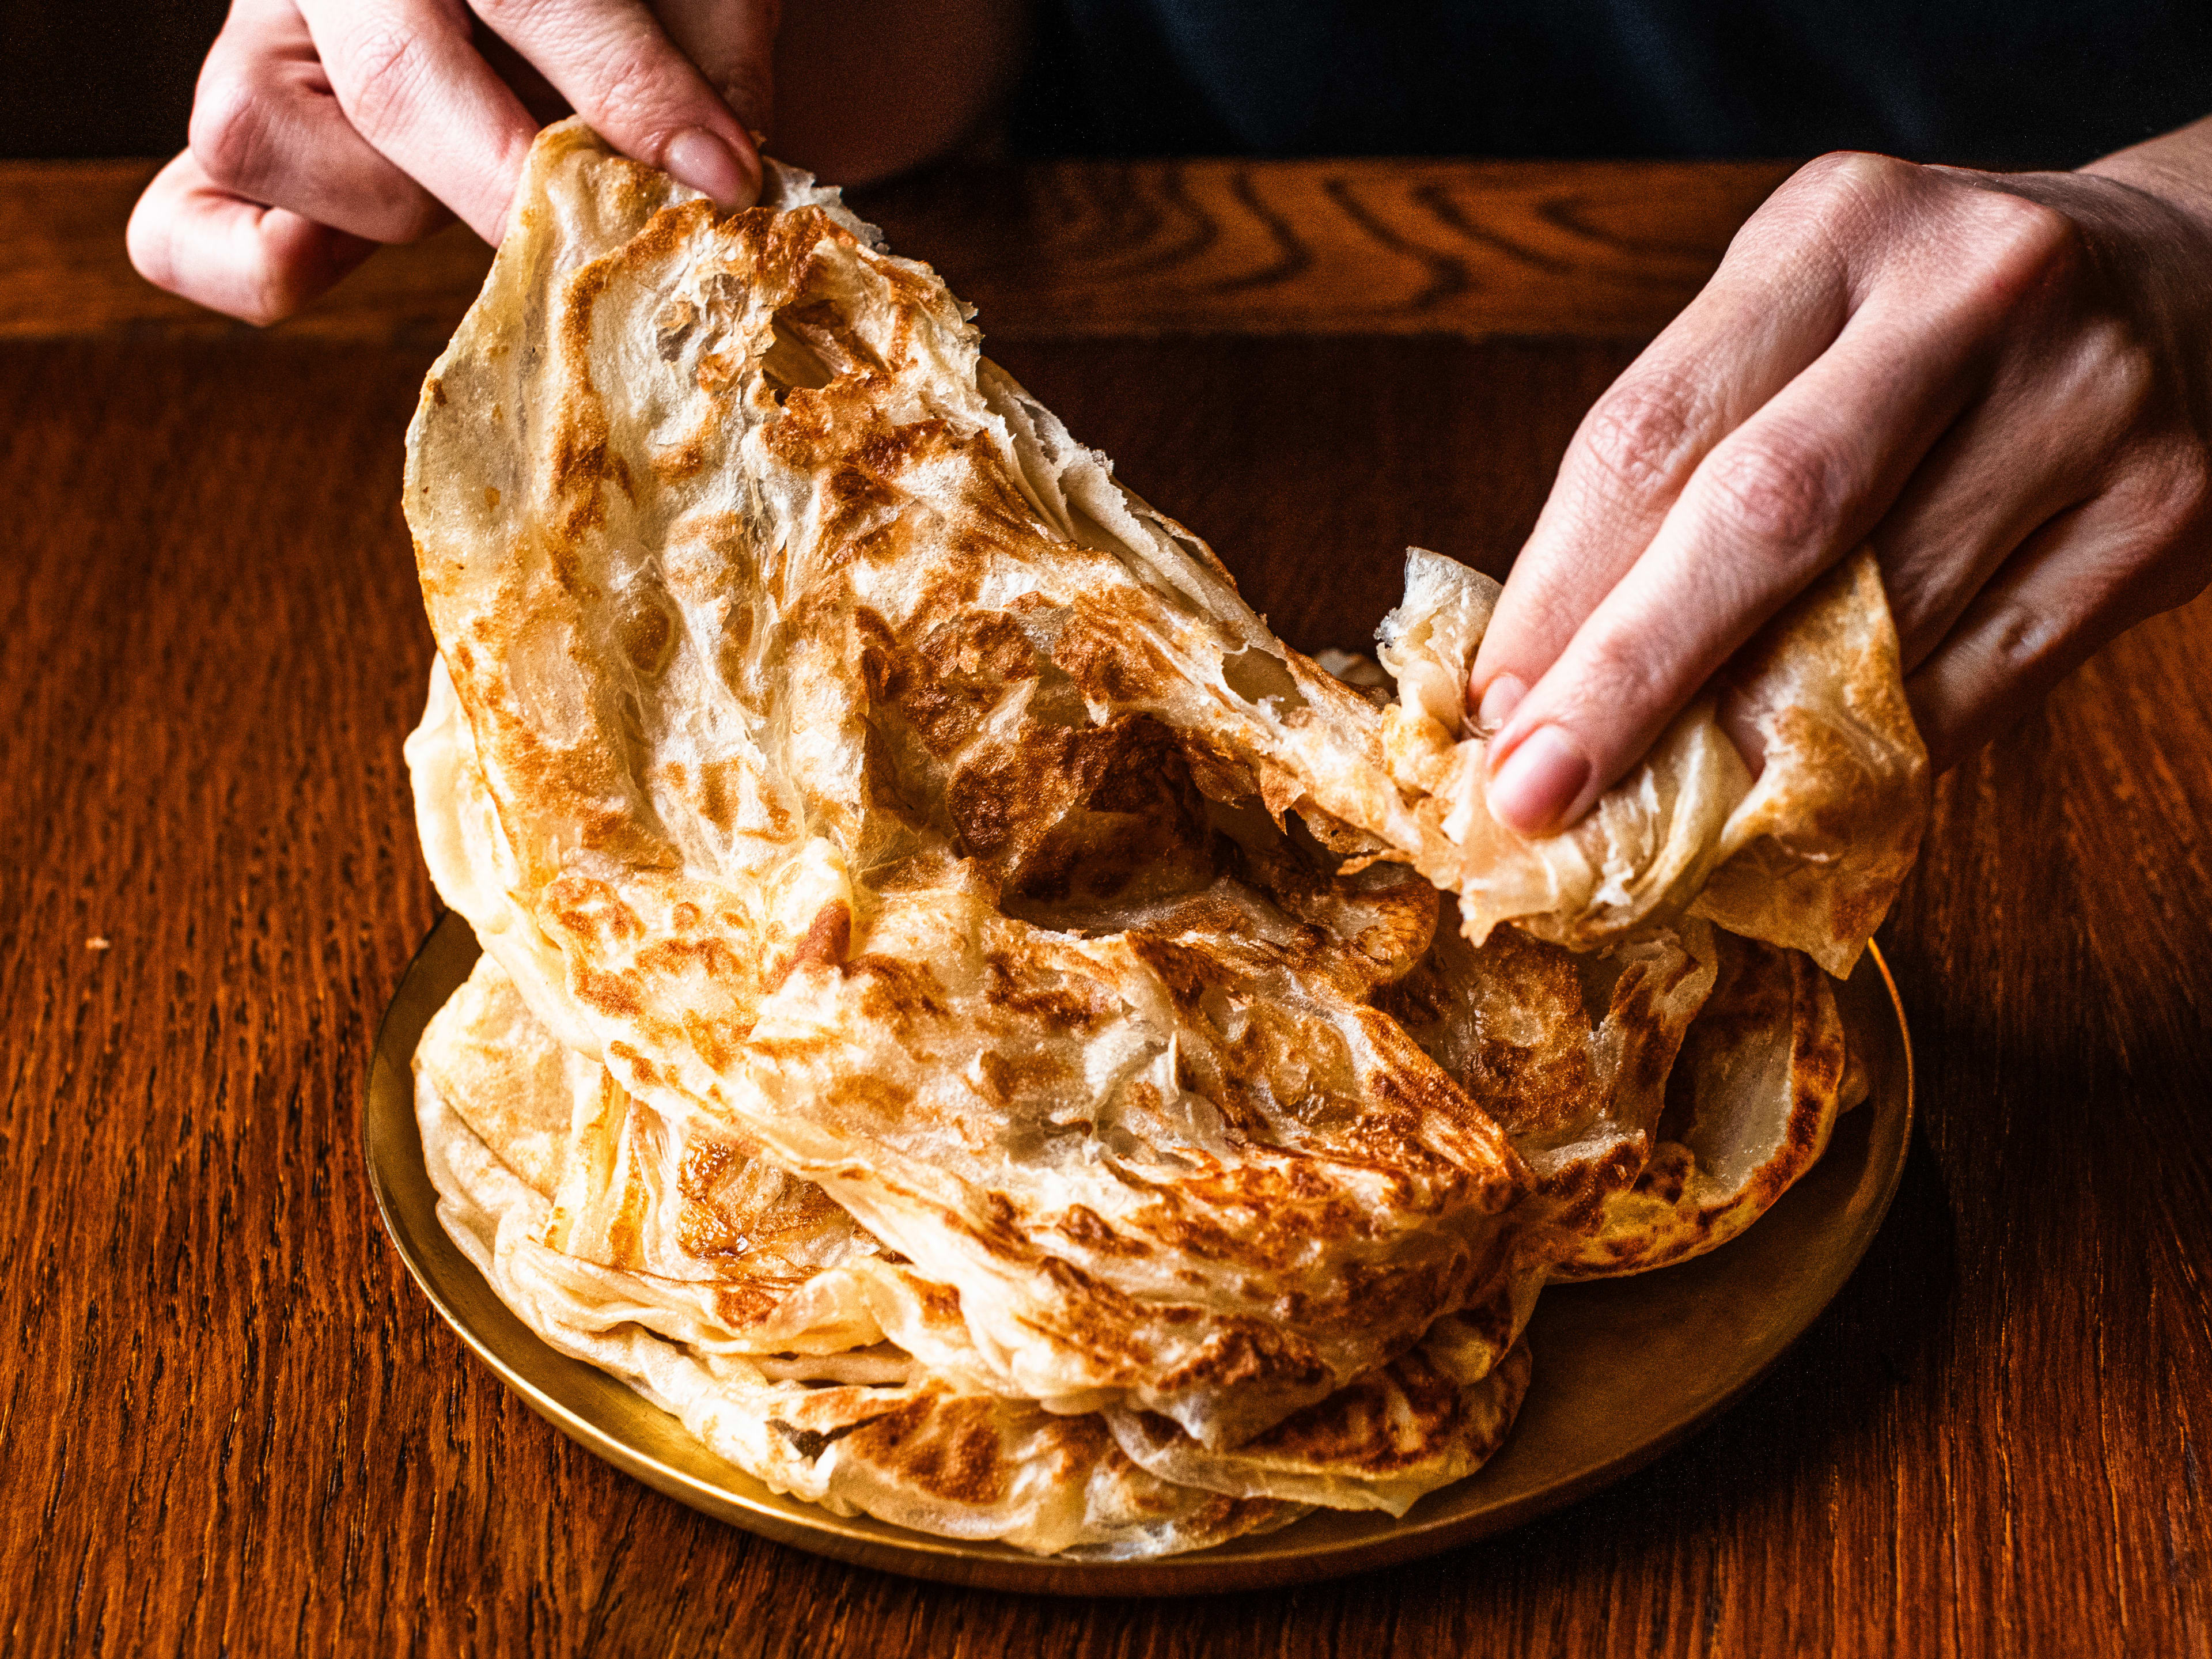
(405, 124, 1532, 1449)
(1103, 1287, 1539, 1516)
(414, 953, 1306, 1557)
(1546, 933, 1850, 1279)
(400, 122, 1923, 1555)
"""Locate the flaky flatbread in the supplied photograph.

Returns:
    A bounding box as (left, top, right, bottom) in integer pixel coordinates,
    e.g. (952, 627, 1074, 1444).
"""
(415, 950, 1551, 1548)
(405, 123, 1539, 1448)
(1374, 547, 1927, 977)
(416, 967, 1299, 1556)
(400, 120, 1927, 1558)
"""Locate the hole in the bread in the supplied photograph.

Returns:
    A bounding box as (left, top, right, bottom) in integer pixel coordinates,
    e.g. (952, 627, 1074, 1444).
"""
(654, 297, 698, 362)
(1283, 811, 1339, 870)
(1221, 645, 1310, 715)
(760, 315, 836, 402)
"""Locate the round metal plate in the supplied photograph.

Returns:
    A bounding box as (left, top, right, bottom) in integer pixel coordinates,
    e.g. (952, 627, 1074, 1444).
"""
(365, 911, 1912, 1596)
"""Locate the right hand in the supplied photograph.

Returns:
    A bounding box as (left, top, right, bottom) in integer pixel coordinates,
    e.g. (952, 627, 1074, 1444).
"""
(127, 0, 777, 325)
(1465, 142, 2212, 834)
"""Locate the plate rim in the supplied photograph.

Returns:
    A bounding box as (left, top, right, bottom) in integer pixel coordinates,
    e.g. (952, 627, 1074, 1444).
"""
(363, 912, 1914, 1596)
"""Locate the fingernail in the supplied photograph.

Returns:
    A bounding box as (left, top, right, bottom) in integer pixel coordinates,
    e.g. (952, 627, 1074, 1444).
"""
(1475, 673, 1527, 737)
(664, 127, 754, 207)
(1487, 726, 1592, 836)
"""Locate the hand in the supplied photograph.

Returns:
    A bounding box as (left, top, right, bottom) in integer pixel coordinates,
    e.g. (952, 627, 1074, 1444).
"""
(1469, 124, 2212, 835)
(127, 0, 775, 325)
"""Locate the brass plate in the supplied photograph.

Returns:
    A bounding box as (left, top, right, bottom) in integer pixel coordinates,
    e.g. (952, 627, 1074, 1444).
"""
(365, 911, 1912, 1596)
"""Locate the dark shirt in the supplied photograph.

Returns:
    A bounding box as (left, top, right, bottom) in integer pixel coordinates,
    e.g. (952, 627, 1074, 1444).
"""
(1013, 0, 2212, 166)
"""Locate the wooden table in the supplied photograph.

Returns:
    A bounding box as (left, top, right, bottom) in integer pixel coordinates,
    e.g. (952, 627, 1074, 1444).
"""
(4, 153, 2207, 1658)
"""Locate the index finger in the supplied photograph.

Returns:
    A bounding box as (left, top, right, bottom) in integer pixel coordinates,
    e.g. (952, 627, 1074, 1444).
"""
(295, 0, 540, 240)
(468, 0, 766, 204)
(1467, 199, 1850, 730)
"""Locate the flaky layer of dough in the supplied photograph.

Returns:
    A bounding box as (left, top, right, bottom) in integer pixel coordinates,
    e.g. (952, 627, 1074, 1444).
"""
(415, 951, 1548, 1553)
(402, 120, 1923, 1556)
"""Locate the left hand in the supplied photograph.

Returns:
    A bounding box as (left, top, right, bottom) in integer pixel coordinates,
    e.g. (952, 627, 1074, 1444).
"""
(126, 0, 776, 325)
(1469, 126, 2212, 835)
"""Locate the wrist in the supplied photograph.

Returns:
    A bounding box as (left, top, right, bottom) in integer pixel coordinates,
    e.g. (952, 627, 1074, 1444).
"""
(2078, 113, 2212, 236)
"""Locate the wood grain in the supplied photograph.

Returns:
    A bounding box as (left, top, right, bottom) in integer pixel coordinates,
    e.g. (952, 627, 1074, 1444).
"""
(0, 156, 1792, 346)
(2, 160, 2207, 1658)
(0, 160, 495, 349)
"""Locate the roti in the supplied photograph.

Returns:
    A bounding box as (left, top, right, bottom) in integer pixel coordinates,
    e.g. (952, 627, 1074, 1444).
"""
(399, 119, 1925, 1556)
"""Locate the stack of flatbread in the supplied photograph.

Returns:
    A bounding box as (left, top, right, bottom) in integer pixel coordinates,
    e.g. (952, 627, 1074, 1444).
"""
(402, 121, 1927, 1558)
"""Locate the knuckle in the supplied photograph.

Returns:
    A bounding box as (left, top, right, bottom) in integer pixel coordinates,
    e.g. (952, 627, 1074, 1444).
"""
(1567, 629, 1673, 726)
(1967, 189, 2078, 285)
(1577, 372, 1709, 505)
(1800, 149, 1910, 194)
(2079, 321, 2160, 422)
(1782, 150, 1915, 224)
(2150, 446, 2212, 532)
(1748, 151, 1922, 278)
(187, 71, 268, 195)
(1699, 435, 1842, 551)
(1516, 585, 1598, 658)
(1977, 597, 2062, 679)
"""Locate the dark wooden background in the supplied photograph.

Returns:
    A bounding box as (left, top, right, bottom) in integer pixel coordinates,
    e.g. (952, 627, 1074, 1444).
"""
(3, 157, 2210, 1657)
